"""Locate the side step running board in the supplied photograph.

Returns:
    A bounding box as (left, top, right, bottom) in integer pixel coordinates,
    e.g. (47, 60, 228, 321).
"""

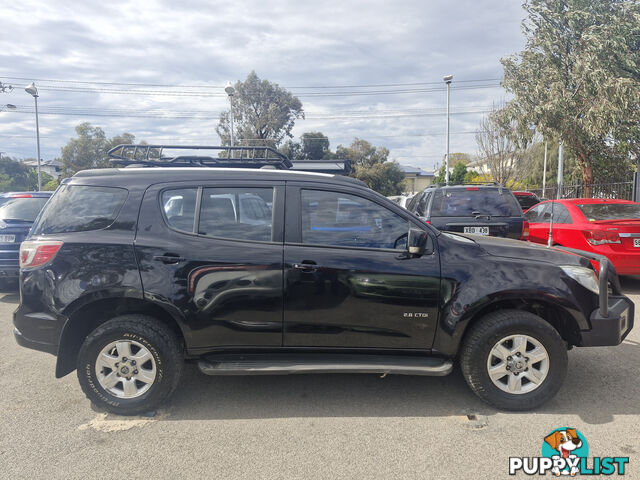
(198, 353, 453, 376)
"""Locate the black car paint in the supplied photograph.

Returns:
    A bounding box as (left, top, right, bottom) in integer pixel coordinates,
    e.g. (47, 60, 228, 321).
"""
(13, 168, 633, 378)
(408, 185, 525, 239)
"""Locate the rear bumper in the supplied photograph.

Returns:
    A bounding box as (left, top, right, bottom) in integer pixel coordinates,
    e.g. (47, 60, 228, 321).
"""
(579, 296, 634, 346)
(13, 305, 64, 356)
(13, 327, 58, 355)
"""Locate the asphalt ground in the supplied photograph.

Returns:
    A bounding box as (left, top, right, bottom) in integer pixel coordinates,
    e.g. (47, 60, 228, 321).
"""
(1, 278, 639, 480)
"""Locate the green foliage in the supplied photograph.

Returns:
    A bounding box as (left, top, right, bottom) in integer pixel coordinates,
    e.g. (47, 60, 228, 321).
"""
(42, 179, 59, 191)
(278, 131, 331, 160)
(450, 162, 468, 184)
(61, 123, 137, 177)
(300, 132, 330, 159)
(501, 0, 640, 187)
(353, 162, 405, 196)
(433, 160, 475, 184)
(463, 169, 481, 184)
(0, 158, 39, 191)
(217, 71, 304, 148)
(335, 138, 389, 168)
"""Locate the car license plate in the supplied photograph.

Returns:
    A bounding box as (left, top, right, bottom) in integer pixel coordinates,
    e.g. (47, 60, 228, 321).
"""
(634, 238, 640, 248)
(463, 226, 489, 235)
(0, 235, 15, 243)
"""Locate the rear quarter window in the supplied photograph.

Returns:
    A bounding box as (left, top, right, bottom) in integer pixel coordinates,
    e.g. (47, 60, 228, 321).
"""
(32, 185, 128, 234)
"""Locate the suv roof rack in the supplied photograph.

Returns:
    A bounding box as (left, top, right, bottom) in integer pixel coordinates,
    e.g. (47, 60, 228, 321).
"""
(429, 181, 503, 188)
(107, 144, 293, 169)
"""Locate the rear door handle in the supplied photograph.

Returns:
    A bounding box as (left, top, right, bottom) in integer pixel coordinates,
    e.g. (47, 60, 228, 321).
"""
(292, 262, 318, 271)
(153, 254, 186, 264)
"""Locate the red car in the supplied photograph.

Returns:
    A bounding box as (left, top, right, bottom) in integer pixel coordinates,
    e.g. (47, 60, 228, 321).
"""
(524, 199, 640, 275)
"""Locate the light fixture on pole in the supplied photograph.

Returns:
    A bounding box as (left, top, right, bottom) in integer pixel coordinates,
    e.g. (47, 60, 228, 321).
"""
(224, 82, 235, 147)
(443, 74, 453, 185)
(1, 104, 16, 112)
(24, 82, 42, 191)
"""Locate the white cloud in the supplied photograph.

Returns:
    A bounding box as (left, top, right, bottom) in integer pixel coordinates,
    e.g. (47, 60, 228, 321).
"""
(0, 0, 525, 170)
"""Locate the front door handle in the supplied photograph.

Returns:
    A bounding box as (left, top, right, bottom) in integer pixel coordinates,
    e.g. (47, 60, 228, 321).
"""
(292, 262, 318, 272)
(153, 254, 186, 264)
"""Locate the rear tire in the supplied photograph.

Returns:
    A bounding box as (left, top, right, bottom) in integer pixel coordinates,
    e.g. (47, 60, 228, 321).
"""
(460, 309, 567, 410)
(77, 314, 182, 415)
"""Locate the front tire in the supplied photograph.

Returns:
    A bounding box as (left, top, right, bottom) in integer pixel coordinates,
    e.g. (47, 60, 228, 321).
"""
(77, 315, 183, 415)
(460, 310, 567, 410)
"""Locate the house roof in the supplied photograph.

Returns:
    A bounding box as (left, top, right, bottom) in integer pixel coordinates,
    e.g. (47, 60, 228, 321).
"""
(399, 164, 435, 176)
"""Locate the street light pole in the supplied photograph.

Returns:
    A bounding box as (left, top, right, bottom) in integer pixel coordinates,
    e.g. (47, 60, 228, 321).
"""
(25, 83, 42, 191)
(224, 82, 235, 147)
(443, 74, 453, 185)
(542, 141, 548, 198)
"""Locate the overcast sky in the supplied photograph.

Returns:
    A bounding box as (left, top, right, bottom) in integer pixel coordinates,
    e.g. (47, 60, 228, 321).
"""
(0, 0, 526, 171)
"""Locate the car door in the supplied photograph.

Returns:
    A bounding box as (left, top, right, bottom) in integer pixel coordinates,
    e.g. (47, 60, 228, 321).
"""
(283, 183, 441, 350)
(524, 203, 550, 244)
(135, 180, 285, 350)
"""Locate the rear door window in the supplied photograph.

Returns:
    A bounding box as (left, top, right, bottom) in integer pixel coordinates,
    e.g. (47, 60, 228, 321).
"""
(430, 188, 521, 217)
(32, 185, 128, 234)
(199, 188, 274, 242)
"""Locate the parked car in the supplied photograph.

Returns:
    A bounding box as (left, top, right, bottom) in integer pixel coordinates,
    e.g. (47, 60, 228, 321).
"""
(0, 192, 52, 287)
(512, 191, 541, 211)
(525, 198, 640, 275)
(14, 161, 633, 415)
(387, 194, 413, 209)
(407, 183, 529, 240)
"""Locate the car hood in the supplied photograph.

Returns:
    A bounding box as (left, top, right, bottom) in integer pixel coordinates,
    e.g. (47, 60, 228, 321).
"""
(456, 233, 592, 268)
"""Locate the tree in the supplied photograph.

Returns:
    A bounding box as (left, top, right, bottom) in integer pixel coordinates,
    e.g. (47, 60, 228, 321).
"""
(353, 161, 405, 196)
(335, 138, 389, 168)
(475, 108, 533, 186)
(0, 157, 44, 191)
(216, 71, 304, 148)
(278, 131, 331, 160)
(300, 132, 330, 159)
(501, 0, 640, 194)
(61, 123, 137, 176)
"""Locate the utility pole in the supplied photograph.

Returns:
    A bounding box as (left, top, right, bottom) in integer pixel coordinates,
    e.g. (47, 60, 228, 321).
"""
(443, 74, 453, 184)
(542, 141, 548, 198)
(556, 141, 564, 200)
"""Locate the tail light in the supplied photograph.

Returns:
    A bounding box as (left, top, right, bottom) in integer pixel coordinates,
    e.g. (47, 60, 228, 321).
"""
(424, 220, 431, 224)
(521, 220, 530, 240)
(583, 230, 620, 246)
(19, 241, 63, 269)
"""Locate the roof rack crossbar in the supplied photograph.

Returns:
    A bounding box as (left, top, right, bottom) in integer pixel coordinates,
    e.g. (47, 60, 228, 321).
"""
(107, 144, 293, 169)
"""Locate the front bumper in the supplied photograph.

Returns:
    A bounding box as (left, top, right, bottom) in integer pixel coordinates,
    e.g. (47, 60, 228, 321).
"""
(580, 296, 634, 346)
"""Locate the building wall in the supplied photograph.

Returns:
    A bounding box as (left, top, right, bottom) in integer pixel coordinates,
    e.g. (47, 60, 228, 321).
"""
(403, 175, 434, 194)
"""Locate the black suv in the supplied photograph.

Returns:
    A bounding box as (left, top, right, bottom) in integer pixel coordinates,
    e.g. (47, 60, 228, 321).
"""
(13, 148, 634, 414)
(407, 183, 528, 240)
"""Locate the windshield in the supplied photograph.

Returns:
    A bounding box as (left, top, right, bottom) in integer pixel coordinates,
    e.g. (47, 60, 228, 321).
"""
(0, 197, 49, 222)
(576, 203, 640, 221)
(430, 188, 521, 217)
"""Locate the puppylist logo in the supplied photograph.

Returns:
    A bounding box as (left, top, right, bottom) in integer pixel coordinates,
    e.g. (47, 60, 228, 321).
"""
(509, 428, 630, 476)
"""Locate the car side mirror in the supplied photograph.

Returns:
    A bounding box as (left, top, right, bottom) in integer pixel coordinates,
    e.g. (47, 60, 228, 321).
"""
(408, 228, 429, 255)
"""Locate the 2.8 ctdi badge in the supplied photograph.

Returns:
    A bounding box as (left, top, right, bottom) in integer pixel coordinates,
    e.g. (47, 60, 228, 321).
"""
(509, 428, 629, 476)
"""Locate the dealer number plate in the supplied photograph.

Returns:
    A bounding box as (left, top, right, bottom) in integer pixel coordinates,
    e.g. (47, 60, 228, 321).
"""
(634, 238, 640, 248)
(463, 226, 489, 235)
(0, 235, 15, 243)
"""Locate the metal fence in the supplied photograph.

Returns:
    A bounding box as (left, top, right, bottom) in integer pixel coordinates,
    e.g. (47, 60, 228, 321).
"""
(528, 182, 634, 201)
